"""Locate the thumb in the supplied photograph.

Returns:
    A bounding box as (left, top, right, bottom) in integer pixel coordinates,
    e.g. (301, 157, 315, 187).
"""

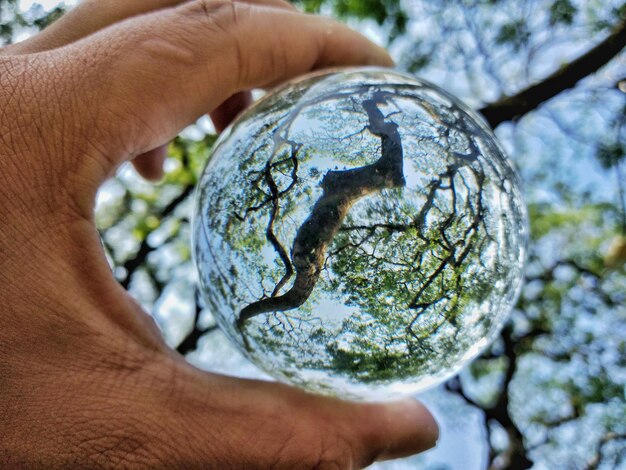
(159, 365, 439, 468)
(44, 0, 393, 195)
(348, 398, 440, 463)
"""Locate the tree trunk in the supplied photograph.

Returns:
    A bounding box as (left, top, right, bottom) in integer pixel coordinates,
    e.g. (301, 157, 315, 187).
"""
(238, 92, 406, 324)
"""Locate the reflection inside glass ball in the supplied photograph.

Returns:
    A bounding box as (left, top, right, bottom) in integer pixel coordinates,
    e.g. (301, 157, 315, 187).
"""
(193, 68, 527, 400)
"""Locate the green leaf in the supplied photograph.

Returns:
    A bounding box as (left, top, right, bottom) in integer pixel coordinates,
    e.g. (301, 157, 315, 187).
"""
(596, 142, 625, 169)
(549, 0, 577, 26)
(495, 20, 530, 51)
(408, 53, 431, 73)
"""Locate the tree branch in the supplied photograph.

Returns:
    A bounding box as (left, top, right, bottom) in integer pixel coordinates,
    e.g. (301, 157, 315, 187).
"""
(445, 376, 483, 409)
(238, 91, 406, 324)
(120, 183, 194, 289)
(486, 326, 533, 470)
(445, 326, 534, 470)
(585, 432, 626, 470)
(176, 324, 217, 355)
(480, 19, 626, 128)
(176, 293, 218, 355)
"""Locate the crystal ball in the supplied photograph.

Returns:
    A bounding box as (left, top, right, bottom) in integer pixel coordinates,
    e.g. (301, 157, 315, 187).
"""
(192, 68, 528, 400)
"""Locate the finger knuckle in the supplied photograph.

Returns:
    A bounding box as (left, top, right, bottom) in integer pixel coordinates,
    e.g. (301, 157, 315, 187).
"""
(186, 0, 240, 33)
(182, 0, 250, 87)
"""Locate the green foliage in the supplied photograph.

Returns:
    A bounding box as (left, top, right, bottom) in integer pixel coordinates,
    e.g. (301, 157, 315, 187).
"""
(528, 203, 608, 239)
(596, 142, 626, 169)
(293, 0, 407, 40)
(407, 53, 432, 73)
(0, 0, 66, 45)
(327, 342, 420, 382)
(549, 0, 577, 26)
(495, 20, 531, 50)
(132, 215, 160, 241)
(32, 5, 64, 29)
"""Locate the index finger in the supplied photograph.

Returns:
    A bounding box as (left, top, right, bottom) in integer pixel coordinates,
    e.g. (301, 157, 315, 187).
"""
(39, 0, 394, 200)
(1, 0, 296, 55)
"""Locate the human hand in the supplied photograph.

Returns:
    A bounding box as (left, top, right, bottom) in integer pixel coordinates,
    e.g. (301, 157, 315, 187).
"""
(0, 1, 438, 467)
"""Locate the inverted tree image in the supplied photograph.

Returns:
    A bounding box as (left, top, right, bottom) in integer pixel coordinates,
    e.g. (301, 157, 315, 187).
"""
(194, 70, 527, 397)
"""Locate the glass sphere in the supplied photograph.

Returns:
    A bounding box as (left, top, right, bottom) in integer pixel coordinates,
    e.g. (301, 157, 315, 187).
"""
(193, 68, 528, 400)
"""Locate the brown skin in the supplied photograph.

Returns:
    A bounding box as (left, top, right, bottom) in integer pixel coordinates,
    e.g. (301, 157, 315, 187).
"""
(0, 1, 439, 468)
